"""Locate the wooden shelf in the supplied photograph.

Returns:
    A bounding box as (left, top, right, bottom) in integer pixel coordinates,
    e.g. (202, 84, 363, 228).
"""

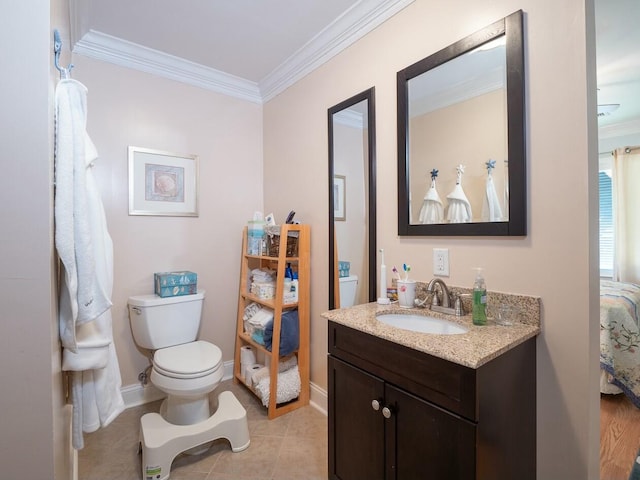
(233, 224, 310, 419)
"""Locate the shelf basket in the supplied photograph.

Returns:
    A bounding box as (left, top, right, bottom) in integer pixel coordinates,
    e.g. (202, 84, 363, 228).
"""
(266, 226, 299, 257)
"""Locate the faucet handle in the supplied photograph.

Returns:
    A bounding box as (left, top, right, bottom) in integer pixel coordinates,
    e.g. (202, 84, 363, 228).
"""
(454, 293, 471, 316)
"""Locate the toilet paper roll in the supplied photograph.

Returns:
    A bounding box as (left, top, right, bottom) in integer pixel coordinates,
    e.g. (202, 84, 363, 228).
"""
(244, 363, 264, 387)
(240, 345, 256, 366)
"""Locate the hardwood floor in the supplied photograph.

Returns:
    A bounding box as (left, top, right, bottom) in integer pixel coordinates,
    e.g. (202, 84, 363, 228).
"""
(601, 393, 640, 479)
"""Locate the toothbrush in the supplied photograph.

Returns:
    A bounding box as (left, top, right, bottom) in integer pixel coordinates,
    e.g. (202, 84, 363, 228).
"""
(377, 249, 390, 304)
(403, 264, 411, 281)
(392, 266, 401, 280)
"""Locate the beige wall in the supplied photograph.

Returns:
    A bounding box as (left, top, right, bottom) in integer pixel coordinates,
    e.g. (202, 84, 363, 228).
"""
(0, 0, 72, 478)
(71, 56, 264, 388)
(264, 1, 599, 478)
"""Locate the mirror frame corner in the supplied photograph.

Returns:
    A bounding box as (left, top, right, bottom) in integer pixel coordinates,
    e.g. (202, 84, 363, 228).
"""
(397, 9, 526, 237)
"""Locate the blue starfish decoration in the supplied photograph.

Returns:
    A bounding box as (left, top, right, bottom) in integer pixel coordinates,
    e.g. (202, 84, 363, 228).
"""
(485, 159, 496, 172)
(430, 168, 439, 180)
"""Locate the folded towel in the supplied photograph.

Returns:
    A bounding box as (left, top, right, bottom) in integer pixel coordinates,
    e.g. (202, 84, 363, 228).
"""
(264, 309, 299, 356)
(254, 365, 301, 407)
(250, 355, 298, 386)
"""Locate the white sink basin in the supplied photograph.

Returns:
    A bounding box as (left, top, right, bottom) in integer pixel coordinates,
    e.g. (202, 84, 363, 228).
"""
(377, 313, 468, 335)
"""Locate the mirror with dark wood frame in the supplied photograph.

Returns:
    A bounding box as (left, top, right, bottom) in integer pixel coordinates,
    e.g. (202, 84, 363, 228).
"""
(397, 10, 526, 236)
(328, 88, 377, 309)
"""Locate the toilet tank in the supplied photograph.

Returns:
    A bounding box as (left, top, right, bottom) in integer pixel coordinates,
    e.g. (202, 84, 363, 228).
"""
(128, 291, 205, 349)
(338, 275, 358, 308)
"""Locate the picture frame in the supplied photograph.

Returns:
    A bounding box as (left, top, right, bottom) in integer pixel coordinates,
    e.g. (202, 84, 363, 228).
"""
(334, 174, 346, 221)
(128, 146, 199, 217)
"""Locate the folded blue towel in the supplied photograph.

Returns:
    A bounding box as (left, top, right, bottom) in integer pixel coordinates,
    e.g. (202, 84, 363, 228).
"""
(264, 309, 299, 356)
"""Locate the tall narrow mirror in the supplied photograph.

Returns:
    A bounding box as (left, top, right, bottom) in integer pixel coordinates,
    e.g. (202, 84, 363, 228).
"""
(328, 88, 377, 309)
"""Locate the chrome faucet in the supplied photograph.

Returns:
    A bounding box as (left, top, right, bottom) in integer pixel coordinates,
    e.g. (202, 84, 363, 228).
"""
(427, 278, 452, 308)
(423, 278, 466, 316)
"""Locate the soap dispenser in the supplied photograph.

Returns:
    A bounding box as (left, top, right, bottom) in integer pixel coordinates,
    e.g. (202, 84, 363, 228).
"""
(472, 268, 487, 326)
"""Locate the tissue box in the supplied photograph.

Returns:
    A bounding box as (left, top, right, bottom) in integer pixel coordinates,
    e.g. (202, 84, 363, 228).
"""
(338, 261, 351, 278)
(154, 271, 198, 298)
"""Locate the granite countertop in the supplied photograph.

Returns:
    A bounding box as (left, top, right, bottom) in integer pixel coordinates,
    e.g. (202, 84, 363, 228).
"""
(321, 301, 541, 369)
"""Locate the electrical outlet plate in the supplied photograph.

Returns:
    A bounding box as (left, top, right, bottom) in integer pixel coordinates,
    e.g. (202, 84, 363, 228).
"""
(433, 248, 450, 276)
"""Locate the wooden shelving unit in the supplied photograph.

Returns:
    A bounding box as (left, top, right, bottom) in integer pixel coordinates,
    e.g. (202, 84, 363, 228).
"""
(233, 224, 310, 419)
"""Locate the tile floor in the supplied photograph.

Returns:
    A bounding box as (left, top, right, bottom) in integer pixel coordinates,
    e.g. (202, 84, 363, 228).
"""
(79, 380, 328, 480)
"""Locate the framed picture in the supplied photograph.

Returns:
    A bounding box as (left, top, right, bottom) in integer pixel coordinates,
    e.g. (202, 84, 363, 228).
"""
(128, 147, 199, 216)
(334, 174, 346, 221)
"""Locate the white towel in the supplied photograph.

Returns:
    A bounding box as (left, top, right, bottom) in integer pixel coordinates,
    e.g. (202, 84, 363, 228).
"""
(446, 184, 472, 223)
(255, 365, 301, 407)
(481, 173, 504, 221)
(55, 79, 112, 353)
(419, 179, 444, 224)
(54, 79, 124, 449)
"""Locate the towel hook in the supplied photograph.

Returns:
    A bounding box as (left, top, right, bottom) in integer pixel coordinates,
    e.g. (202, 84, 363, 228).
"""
(53, 29, 74, 79)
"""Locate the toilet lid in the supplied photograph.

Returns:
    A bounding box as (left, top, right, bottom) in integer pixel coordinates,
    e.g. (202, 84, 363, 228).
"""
(154, 341, 222, 379)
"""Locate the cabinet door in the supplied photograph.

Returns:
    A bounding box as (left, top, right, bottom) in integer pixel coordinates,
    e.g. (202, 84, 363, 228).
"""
(329, 356, 385, 480)
(386, 383, 476, 480)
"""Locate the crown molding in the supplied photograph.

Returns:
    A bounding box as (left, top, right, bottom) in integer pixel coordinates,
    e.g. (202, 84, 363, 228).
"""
(259, 0, 415, 101)
(599, 117, 640, 140)
(70, 0, 414, 104)
(73, 30, 263, 104)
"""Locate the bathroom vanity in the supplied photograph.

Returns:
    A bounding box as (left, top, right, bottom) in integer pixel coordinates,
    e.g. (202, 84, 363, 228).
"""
(324, 303, 539, 480)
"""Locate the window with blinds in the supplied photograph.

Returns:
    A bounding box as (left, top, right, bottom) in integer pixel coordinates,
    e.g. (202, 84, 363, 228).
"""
(599, 170, 613, 277)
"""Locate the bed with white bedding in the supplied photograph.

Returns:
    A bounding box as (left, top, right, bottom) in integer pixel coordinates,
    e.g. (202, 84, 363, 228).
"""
(600, 280, 640, 407)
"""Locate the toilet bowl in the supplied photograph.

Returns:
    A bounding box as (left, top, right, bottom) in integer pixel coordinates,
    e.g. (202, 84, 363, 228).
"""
(151, 340, 224, 425)
(128, 291, 250, 480)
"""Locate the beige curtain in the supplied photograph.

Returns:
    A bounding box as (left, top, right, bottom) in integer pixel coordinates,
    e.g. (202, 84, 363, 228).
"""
(613, 147, 640, 283)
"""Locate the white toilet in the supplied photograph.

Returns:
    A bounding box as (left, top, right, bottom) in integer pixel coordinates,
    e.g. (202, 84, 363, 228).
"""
(338, 275, 359, 308)
(128, 290, 250, 480)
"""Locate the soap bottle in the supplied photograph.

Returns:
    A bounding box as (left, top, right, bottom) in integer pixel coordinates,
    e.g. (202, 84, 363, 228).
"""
(472, 268, 487, 326)
(290, 272, 299, 303)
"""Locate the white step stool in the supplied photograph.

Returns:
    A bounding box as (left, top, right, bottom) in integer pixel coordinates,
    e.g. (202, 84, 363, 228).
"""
(140, 390, 250, 480)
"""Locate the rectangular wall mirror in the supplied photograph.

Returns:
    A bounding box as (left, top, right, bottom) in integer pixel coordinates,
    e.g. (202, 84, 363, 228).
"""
(328, 88, 377, 309)
(397, 10, 526, 236)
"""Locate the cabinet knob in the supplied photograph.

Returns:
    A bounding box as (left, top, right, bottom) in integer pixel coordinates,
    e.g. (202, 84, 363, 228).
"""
(382, 406, 393, 419)
(371, 399, 381, 411)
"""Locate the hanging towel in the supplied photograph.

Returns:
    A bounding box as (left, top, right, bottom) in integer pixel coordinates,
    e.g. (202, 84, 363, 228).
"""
(446, 164, 472, 223)
(481, 173, 504, 221)
(419, 178, 444, 224)
(55, 79, 112, 351)
(54, 79, 124, 449)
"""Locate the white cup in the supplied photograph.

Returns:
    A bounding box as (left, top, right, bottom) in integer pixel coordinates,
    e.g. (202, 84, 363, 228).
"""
(397, 280, 416, 308)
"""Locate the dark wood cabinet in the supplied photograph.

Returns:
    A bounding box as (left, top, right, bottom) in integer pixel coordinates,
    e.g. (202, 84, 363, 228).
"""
(328, 321, 536, 480)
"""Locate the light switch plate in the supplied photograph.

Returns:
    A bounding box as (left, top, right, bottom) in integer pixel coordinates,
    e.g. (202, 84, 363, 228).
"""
(433, 248, 450, 276)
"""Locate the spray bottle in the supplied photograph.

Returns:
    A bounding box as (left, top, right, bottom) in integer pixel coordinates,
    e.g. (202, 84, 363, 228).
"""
(472, 268, 487, 325)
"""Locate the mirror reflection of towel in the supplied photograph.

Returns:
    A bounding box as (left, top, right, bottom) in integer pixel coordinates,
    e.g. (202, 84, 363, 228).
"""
(264, 309, 299, 356)
(446, 184, 472, 223)
(419, 179, 444, 224)
(481, 174, 503, 221)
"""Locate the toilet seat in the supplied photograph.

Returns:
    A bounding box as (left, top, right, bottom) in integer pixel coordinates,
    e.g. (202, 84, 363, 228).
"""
(154, 341, 222, 379)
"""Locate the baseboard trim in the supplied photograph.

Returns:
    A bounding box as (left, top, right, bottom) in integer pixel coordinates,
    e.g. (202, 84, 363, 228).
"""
(309, 381, 328, 416)
(122, 360, 328, 417)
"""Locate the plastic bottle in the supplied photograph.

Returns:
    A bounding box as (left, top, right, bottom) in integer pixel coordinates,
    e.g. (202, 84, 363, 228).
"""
(472, 268, 487, 326)
(290, 272, 299, 303)
(285, 263, 294, 280)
